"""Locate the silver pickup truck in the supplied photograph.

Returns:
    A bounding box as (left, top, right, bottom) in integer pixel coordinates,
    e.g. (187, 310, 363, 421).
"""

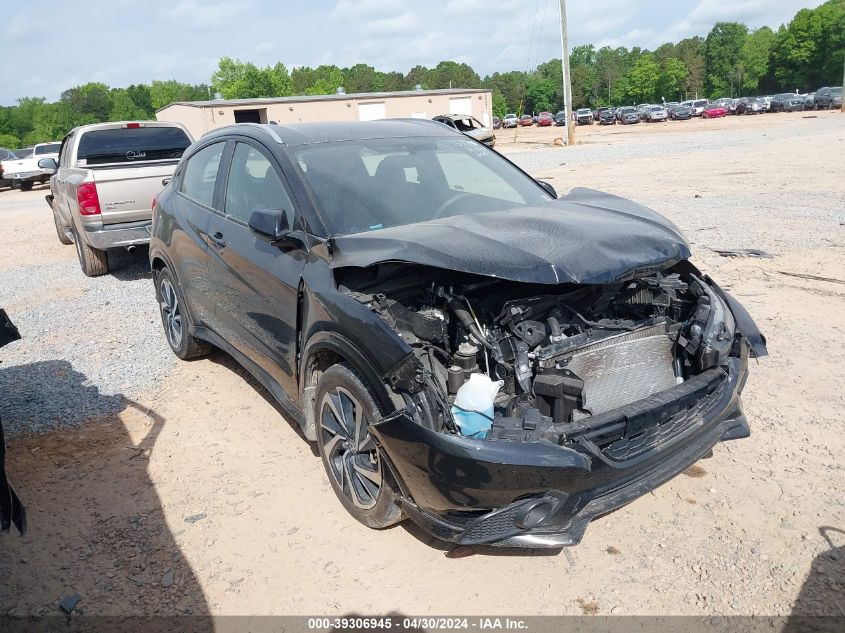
(41, 121, 193, 276)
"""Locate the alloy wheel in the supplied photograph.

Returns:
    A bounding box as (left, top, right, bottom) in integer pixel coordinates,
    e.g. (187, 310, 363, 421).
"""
(320, 386, 382, 510)
(159, 278, 183, 348)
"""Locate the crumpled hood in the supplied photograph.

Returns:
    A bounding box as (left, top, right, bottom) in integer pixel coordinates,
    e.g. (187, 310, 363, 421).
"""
(329, 187, 691, 284)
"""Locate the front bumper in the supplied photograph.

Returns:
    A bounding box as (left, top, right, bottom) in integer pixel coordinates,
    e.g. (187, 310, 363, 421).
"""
(81, 219, 152, 250)
(374, 351, 751, 548)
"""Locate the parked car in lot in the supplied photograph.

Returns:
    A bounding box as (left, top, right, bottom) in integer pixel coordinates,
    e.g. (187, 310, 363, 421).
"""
(702, 104, 727, 119)
(769, 93, 805, 112)
(670, 105, 692, 120)
(735, 97, 763, 115)
(492, 117, 502, 130)
(41, 121, 193, 276)
(0, 142, 60, 191)
(502, 113, 519, 129)
(519, 114, 533, 127)
(432, 114, 495, 148)
(536, 111, 553, 127)
(803, 93, 816, 110)
(150, 119, 766, 548)
(618, 106, 640, 124)
(553, 111, 567, 126)
(575, 108, 593, 125)
(645, 105, 668, 122)
(814, 86, 842, 110)
(598, 109, 616, 125)
(759, 96, 773, 111)
(0, 147, 16, 189)
(593, 107, 612, 122)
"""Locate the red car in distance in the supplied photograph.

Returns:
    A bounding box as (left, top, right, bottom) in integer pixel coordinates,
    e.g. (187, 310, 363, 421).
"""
(537, 112, 553, 126)
(519, 114, 533, 126)
(702, 104, 727, 119)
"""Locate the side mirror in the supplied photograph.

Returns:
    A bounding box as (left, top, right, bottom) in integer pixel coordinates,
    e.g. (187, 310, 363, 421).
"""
(38, 158, 58, 174)
(248, 208, 304, 249)
(537, 180, 557, 199)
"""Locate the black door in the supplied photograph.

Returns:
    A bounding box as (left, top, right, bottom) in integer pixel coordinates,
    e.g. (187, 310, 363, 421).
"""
(206, 140, 305, 401)
(169, 141, 227, 327)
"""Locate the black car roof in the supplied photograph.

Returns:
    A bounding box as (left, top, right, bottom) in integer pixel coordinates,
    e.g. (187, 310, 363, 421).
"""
(204, 120, 457, 146)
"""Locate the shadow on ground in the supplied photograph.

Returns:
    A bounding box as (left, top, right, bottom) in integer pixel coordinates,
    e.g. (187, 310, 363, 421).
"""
(782, 526, 845, 632)
(0, 359, 212, 627)
(107, 245, 152, 282)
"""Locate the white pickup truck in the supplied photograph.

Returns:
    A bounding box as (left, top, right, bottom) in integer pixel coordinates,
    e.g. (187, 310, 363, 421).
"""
(41, 121, 193, 276)
(1, 142, 61, 190)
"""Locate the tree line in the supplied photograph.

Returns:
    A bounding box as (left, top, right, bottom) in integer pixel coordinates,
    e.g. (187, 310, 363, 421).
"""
(1, 0, 842, 148)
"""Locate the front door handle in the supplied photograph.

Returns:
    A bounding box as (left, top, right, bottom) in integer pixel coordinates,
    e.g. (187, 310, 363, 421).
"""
(209, 232, 226, 249)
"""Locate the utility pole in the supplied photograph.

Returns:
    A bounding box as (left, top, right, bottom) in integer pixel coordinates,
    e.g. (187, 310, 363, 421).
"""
(841, 52, 844, 113)
(558, 0, 574, 145)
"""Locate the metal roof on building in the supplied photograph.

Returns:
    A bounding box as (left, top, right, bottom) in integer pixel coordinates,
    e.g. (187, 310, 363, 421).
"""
(156, 88, 490, 112)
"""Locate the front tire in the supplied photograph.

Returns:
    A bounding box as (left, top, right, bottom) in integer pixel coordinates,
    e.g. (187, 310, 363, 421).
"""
(315, 364, 403, 529)
(19, 181, 33, 192)
(156, 267, 211, 360)
(71, 224, 109, 276)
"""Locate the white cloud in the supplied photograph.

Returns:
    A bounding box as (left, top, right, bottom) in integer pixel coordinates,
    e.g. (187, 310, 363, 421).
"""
(161, 0, 255, 28)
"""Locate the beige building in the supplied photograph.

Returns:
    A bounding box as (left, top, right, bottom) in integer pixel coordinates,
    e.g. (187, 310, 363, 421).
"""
(155, 88, 493, 139)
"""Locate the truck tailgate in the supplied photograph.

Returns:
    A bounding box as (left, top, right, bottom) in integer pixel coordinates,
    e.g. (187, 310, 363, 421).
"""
(92, 163, 177, 225)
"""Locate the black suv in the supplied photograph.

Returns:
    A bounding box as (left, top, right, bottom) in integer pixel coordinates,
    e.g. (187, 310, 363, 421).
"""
(814, 86, 842, 110)
(150, 121, 766, 547)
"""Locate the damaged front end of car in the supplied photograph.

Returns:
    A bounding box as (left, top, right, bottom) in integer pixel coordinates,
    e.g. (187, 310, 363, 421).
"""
(329, 191, 767, 547)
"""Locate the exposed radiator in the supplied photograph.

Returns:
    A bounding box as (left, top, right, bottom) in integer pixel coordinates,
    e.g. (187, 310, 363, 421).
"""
(562, 323, 677, 416)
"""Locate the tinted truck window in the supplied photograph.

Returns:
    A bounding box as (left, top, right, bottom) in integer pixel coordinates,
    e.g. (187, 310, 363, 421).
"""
(34, 143, 61, 155)
(77, 127, 191, 166)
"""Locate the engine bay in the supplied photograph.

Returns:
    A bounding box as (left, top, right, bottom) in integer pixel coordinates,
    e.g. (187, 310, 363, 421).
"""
(338, 262, 737, 446)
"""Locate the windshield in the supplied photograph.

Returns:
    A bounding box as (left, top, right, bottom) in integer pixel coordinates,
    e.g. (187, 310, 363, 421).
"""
(831, 87, 842, 95)
(77, 126, 191, 166)
(577, 109, 591, 115)
(292, 136, 552, 236)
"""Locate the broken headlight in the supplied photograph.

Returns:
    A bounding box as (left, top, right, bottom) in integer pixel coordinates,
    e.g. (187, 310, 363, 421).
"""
(681, 275, 736, 371)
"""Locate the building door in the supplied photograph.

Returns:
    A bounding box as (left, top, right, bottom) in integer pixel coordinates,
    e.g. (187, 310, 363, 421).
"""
(234, 109, 267, 124)
(358, 102, 386, 121)
(449, 97, 472, 115)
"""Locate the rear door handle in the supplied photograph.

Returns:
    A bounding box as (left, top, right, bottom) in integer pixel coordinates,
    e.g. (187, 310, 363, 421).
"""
(209, 232, 226, 249)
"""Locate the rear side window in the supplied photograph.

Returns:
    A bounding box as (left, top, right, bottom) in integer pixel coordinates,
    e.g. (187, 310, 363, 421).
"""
(34, 143, 61, 155)
(179, 142, 225, 208)
(224, 142, 294, 226)
(77, 126, 191, 166)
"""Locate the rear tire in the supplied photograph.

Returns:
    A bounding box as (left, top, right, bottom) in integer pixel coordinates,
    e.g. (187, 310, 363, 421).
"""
(156, 266, 211, 360)
(71, 224, 109, 276)
(315, 363, 403, 529)
(53, 211, 73, 245)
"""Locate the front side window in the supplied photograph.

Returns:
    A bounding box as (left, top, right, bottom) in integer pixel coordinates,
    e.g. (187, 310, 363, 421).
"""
(224, 142, 294, 226)
(292, 136, 551, 236)
(179, 142, 225, 208)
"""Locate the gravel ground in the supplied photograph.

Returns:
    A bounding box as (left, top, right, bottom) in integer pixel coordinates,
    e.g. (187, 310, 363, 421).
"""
(0, 189, 176, 435)
(0, 111, 843, 619)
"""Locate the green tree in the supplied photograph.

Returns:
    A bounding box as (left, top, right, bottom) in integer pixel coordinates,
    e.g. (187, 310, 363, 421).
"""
(492, 93, 507, 118)
(109, 89, 150, 121)
(594, 47, 625, 105)
(0, 133, 21, 148)
(483, 71, 526, 113)
(737, 27, 775, 94)
(60, 83, 112, 121)
(676, 36, 705, 98)
(343, 64, 384, 93)
(658, 57, 688, 101)
(704, 22, 749, 96)
(150, 80, 209, 109)
(524, 75, 557, 113)
(304, 65, 345, 95)
(626, 54, 661, 102)
(428, 61, 481, 89)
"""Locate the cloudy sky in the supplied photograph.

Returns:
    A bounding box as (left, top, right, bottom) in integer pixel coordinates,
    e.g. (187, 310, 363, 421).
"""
(0, 0, 824, 105)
